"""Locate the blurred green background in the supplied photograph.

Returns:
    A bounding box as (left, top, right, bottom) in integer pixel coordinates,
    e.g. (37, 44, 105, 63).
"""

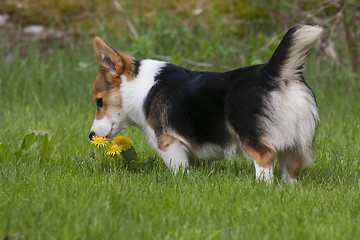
(0, 0, 358, 72)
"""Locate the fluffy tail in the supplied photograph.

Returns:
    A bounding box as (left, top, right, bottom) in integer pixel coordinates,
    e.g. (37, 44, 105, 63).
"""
(267, 25, 323, 78)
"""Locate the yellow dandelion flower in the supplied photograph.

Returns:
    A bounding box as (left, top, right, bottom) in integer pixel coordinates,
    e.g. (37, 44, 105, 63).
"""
(106, 143, 121, 156)
(90, 136, 108, 148)
(112, 135, 132, 151)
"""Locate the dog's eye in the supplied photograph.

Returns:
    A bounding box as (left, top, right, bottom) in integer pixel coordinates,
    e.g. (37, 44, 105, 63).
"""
(96, 98, 103, 108)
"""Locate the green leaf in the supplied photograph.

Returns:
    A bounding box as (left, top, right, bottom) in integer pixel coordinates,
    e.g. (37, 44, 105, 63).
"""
(122, 147, 138, 163)
(19, 133, 35, 151)
(0, 143, 10, 159)
(122, 147, 139, 171)
(41, 134, 50, 159)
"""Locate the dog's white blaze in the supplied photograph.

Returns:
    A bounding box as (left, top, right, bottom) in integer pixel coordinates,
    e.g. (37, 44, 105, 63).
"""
(253, 160, 273, 184)
(90, 107, 131, 138)
(90, 116, 112, 137)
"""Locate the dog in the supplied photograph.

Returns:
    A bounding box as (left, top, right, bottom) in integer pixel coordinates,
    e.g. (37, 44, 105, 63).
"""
(89, 25, 323, 183)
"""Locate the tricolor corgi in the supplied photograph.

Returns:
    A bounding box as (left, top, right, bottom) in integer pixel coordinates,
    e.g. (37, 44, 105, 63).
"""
(89, 25, 323, 183)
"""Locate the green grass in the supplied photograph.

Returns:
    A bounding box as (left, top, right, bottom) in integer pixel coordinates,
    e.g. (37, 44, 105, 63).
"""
(1, 14, 360, 240)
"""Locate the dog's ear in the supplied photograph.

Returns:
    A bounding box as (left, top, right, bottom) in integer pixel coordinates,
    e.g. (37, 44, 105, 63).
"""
(93, 37, 124, 76)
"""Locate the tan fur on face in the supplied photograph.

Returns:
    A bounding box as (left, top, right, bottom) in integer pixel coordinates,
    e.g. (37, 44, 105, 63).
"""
(92, 37, 137, 120)
(92, 71, 122, 120)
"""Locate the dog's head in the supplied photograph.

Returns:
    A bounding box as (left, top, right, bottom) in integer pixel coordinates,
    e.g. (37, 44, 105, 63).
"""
(89, 37, 136, 140)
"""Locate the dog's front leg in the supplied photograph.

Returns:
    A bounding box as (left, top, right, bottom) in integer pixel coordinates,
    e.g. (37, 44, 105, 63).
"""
(159, 141, 189, 173)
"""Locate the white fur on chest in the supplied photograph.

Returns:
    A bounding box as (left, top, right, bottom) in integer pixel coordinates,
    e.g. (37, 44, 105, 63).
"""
(120, 60, 166, 149)
(120, 60, 166, 128)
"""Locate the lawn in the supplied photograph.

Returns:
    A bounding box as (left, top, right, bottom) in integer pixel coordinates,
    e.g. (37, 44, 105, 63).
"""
(1, 7, 360, 240)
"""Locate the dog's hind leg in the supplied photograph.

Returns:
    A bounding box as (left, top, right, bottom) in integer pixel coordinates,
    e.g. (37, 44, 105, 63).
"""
(243, 146, 276, 183)
(278, 149, 306, 183)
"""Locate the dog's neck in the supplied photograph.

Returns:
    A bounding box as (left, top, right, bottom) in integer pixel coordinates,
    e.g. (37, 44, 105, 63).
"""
(120, 59, 167, 130)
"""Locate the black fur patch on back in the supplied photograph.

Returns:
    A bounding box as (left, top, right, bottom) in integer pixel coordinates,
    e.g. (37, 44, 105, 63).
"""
(144, 63, 280, 150)
(225, 65, 278, 148)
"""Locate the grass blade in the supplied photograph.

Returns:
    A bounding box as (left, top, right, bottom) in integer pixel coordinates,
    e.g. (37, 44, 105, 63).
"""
(0, 143, 10, 159)
(41, 134, 50, 159)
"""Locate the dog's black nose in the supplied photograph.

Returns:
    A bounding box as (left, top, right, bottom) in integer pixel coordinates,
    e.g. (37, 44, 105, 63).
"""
(89, 131, 96, 140)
